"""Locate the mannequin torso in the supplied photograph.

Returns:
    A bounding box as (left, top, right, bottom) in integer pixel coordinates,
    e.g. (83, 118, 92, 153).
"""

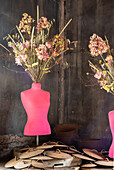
(21, 83, 51, 136)
(108, 110, 114, 158)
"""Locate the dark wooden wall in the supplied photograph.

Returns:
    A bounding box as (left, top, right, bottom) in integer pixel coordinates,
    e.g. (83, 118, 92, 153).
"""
(0, 0, 113, 149)
(42, 0, 114, 141)
(0, 0, 37, 135)
(62, 0, 114, 140)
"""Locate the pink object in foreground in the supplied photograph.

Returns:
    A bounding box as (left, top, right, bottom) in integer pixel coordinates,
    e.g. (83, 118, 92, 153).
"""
(108, 110, 114, 158)
(94, 72, 101, 79)
(21, 83, 51, 136)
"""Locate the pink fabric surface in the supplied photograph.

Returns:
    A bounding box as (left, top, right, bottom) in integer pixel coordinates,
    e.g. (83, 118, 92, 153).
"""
(21, 83, 51, 136)
(108, 110, 114, 158)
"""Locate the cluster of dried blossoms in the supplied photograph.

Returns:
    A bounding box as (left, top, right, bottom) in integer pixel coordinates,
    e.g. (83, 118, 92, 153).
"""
(88, 34, 114, 95)
(36, 17, 51, 34)
(89, 34, 110, 56)
(3, 13, 71, 83)
(19, 13, 35, 33)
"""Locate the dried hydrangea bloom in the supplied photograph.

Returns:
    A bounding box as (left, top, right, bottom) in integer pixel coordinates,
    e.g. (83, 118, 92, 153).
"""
(88, 34, 110, 56)
(19, 13, 35, 32)
(36, 17, 50, 33)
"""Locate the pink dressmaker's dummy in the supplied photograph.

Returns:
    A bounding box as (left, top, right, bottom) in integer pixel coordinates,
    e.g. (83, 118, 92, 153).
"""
(21, 83, 51, 139)
(108, 110, 114, 158)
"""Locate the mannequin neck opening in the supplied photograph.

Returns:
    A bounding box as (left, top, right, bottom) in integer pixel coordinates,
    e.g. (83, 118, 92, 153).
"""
(32, 83, 41, 89)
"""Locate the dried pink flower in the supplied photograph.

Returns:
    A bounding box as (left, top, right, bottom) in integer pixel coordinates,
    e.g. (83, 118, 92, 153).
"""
(45, 42, 52, 49)
(24, 41, 30, 48)
(15, 56, 22, 65)
(89, 34, 110, 57)
(105, 55, 113, 62)
(15, 54, 27, 66)
(94, 72, 101, 79)
(19, 13, 35, 32)
(36, 17, 50, 33)
(98, 80, 107, 87)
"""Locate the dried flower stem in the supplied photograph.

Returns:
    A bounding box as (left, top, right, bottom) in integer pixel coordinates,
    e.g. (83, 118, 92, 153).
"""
(8, 34, 17, 46)
(59, 18, 72, 37)
(0, 44, 10, 53)
(16, 25, 25, 43)
(107, 71, 114, 80)
(100, 54, 106, 63)
(3, 65, 26, 73)
(88, 60, 98, 72)
(31, 27, 35, 50)
(110, 91, 114, 95)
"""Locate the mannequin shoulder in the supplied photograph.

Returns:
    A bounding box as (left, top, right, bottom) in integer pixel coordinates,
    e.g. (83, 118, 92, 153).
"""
(42, 90, 50, 98)
(21, 89, 30, 97)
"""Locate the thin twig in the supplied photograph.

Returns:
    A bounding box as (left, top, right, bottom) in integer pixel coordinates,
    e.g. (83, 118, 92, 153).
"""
(8, 34, 17, 46)
(31, 26, 35, 50)
(3, 65, 26, 73)
(16, 25, 25, 43)
(59, 18, 72, 37)
(0, 44, 11, 53)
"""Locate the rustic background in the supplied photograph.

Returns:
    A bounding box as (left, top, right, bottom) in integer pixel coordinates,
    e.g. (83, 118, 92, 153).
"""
(0, 0, 113, 152)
